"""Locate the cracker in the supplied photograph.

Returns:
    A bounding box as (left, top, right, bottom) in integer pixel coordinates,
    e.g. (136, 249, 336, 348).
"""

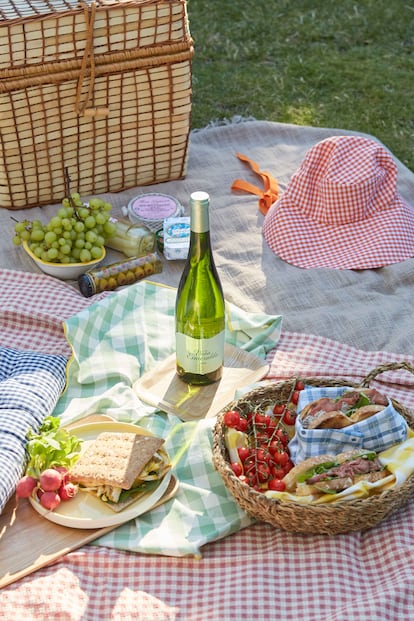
(70, 432, 164, 489)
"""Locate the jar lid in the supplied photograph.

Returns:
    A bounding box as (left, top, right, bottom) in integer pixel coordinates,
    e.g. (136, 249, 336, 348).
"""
(156, 228, 164, 253)
(126, 193, 183, 232)
(78, 273, 95, 298)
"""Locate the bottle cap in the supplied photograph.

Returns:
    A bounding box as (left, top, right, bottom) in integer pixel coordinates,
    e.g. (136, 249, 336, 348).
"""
(190, 191, 210, 233)
(78, 273, 96, 298)
(190, 191, 210, 206)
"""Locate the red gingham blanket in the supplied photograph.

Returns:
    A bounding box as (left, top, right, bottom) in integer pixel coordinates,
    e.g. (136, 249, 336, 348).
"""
(1, 269, 414, 621)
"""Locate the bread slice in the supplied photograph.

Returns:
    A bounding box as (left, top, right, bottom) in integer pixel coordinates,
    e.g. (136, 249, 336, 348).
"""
(70, 432, 164, 490)
(349, 404, 383, 423)
(282, 453, 336, 492)
(307, 410, 353, 429)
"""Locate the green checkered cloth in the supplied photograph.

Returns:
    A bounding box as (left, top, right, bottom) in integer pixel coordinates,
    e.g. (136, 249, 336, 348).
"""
(57, 281, 282, 557)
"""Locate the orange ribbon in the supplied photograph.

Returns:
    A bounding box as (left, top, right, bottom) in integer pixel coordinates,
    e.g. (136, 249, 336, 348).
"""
(231, 153, 279, 215)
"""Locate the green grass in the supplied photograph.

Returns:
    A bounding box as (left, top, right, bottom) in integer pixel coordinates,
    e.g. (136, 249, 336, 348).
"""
(187, 0, 414, 170)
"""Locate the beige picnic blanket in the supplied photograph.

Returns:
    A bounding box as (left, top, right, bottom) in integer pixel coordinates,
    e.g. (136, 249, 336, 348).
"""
(1, 120, 414, 621)
(1, 119, 413, 354)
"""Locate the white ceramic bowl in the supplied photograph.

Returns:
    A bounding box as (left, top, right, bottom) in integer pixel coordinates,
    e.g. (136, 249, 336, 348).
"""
(23, 241, 105, 280)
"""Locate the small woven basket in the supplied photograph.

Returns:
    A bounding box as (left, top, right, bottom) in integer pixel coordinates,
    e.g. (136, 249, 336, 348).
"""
(212, 361, 414, 535)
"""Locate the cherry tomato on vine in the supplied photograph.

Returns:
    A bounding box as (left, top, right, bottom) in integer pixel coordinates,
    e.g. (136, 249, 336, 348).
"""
(237, 447, 250, 462)
(223, 410, 241, 428)
(255, 432, 271, 445)
(236, 417, 248, 432)
(273, 404, 286, 416)
(245, 468, 258, 485)
(244, 456, 257, 473)
(230, 462, 243, 477)
(270, 465, 285, 479)
(295, 380, 305, 391)
(282, 409, 297, 426)
(290, 390, 300, 405)
(273, 450, 290, 467)
(275, 428, 289, 446)
(267, 418, 279, 433)
(254, 413, 269, 424)
(268, 479, 286, 492)
(253, 413, 270, 431)
(268, 439, 282, 456)
(255, 448, 271, 464)
(256, 462, 270, 482)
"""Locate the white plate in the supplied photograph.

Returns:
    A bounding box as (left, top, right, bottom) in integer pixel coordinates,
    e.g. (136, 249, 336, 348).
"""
(29, 421, 172, 529)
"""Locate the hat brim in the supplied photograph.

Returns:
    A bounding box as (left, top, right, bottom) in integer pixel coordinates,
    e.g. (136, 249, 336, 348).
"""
(263, 192, 414, 270)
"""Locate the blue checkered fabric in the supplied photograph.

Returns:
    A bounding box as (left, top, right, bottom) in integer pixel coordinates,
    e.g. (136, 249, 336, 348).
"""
(289, 385, 408, 464)
(0, 347, 67, 513)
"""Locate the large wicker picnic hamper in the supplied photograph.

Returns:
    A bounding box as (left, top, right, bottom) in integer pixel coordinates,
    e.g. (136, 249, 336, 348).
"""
(0, 0, 193, 209)
(212, 361, 414, 535)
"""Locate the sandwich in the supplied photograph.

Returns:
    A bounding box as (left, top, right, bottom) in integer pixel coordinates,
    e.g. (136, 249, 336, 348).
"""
(282, 449, 392, 498)
(300, 388, 388, 429)
(70, 431, 170, 512)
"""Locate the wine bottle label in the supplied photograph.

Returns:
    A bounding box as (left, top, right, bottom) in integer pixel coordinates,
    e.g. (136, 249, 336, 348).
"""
(176, 331, 225, 374)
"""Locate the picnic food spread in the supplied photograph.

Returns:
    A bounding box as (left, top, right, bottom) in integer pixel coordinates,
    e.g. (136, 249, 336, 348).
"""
(219, 380, 411, 506)
(77, 253, 163, 296)
(1, 115, 414, 619)
(70, 431, 171, 512)
(14, 416, 83, 511)
(221, 379, 305, 493)
(282, 449, 392, 498)
(12, 192, 117, 265)
(14, 416, 171, 516)
(299, 388, 389, 429)
(104, 217, 156, 258)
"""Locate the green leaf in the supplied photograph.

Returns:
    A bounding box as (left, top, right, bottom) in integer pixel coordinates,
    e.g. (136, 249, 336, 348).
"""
(25, 415, 82, 478)
(118, 479, 158, 501)
(297, 461, 338, 483)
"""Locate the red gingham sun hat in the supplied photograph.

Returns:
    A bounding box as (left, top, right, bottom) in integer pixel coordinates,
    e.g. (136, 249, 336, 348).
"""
(263, 135, 414, 269)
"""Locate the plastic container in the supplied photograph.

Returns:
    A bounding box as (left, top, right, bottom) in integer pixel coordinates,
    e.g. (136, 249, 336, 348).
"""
(78, 253, 162, 297)
(105, 217, 155, 257)
(163, 217, 190, 260)
(124, 193, 184, 232)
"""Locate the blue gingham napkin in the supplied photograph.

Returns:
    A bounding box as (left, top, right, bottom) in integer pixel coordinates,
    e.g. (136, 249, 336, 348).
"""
(289, 385, 408, 464)
(0, 346, 67, 513)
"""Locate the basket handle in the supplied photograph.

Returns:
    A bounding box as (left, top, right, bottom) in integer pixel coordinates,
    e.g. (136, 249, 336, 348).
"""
(75, 1, 109, 117)
(361, 361, 414, 387)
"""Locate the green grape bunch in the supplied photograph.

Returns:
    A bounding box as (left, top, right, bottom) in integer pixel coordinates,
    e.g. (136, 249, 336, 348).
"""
(12, 193, 117, 264)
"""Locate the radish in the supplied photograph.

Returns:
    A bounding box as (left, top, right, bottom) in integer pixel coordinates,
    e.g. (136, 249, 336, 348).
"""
(39, 468, 62, 491)
(54, 466, 70, 485)
(15, 475, 38, 498)
(59, 482, 78, 501)
(40, 491, 61, 511)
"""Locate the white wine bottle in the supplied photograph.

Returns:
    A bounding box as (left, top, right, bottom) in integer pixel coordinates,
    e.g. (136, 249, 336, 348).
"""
(175, 191, 225, 385)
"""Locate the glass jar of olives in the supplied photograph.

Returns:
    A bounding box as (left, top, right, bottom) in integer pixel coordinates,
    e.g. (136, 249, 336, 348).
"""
(78, 253, 162, 297)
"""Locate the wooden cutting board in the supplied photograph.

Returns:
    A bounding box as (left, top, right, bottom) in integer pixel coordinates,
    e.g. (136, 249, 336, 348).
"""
(0, 414, 179, 589)
(0, 473, 178, 589)
(134, 343, 269, 421)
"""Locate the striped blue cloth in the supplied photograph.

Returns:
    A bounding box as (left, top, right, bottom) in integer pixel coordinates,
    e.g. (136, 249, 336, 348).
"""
(289, 385, 408, 464)
(0, 347, 67, 514)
